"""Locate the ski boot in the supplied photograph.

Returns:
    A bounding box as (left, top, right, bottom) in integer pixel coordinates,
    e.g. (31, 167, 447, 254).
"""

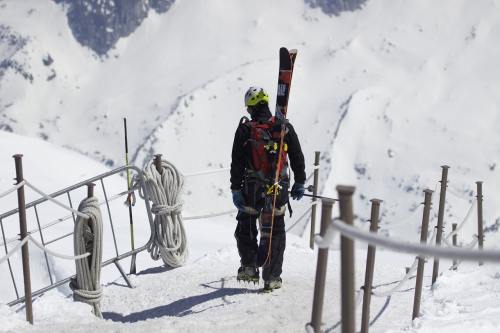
(263, 277, 282, 293)
(237, 266, 260, 284)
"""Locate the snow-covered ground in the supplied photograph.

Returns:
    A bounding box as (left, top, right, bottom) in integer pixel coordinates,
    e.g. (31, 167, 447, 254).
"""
(1, 0, 500, 331)
(0, 122, 499, 333)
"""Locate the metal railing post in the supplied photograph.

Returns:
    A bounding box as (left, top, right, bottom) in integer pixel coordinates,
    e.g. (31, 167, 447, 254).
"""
(87, 183, 95, 198)
(310, 151, 320, 249)
(452, 223, 457, 270)
(13, 154, 33, 324)
(432, 165, 449, 285)
(337, 185, 356, 333)
(361, 199, 382, 333)
(476, 181, 484, 266)
(412, 189, 433, 321)
(309, 198, 335, 333)
(155, 154, 163, 174)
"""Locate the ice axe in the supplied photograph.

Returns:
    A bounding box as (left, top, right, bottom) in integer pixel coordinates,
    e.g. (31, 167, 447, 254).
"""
(289, 185, 339, 201)
(124, 118, 137, 275)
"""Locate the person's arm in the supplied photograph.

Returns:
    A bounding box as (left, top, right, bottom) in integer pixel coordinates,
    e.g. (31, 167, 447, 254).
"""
(286, 123, 306, 184)
(230, 124, 249, 190)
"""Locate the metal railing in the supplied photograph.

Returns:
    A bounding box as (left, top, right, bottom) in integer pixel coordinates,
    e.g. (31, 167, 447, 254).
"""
(0, 165, 154, 306)
(308, 166, 489, 333)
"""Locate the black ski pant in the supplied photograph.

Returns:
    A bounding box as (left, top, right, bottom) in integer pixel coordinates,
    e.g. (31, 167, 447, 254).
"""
(234, 182, 288, 282)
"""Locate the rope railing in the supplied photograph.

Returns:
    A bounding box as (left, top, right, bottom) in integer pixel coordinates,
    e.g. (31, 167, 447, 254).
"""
(317, 219, 499, 263)
(381, 182, 440, 229)
(183, 167, 230, 178)
(371, 228, 437, 298)
(0, 235, 90, 265)
(24, 181, 89, 219)
(0, 161, 161, 324)
(184, 209, 237, 220)
(380, 203, 423, 228)
(443, 200, 476, 242)
(448, 237, 479, 270)
(308, 172, 485, 332)
(0, 186, 141, 248)
(447, 186, 473, 201)
(442, 233, 477, 248)
(286, 202, 316, 233)
(0, 181, 26, 199)
(372, 259, 418, 298)
(28, 235, 90, 260)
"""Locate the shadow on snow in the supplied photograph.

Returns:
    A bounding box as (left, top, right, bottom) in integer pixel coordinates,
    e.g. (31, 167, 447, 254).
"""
(103, 277, 258, 323)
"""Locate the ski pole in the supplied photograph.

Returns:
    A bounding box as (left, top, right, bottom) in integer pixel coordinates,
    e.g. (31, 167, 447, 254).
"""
(124, 118, 137, 275)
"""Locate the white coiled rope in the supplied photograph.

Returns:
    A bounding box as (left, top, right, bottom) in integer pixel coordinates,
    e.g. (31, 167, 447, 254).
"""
(69, 197, 103, 318)
(142, 158, 188, 267)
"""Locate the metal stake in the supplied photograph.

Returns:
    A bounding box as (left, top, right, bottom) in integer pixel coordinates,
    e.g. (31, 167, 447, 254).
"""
(412, 189, 433, 321)
(432, 165, 449, 285)
(452, 223, 457, 270)
(310, 151, 320, 250)
(309, 198, 335, 333)
(87, 183, 95, 198)
(154, 154, 163, 174)
(337, 185, 356, 333)
(361, 199, 382, 333)
(13, 154, 33, 324)
(476, 181, 484, 266)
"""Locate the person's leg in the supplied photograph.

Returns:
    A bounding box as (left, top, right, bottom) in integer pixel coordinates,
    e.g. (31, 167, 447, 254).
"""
(234, 211, 258, 267)
(261, 181, 289, 289)
(234, 181, 262, 282)
(261, 213, 286, 286)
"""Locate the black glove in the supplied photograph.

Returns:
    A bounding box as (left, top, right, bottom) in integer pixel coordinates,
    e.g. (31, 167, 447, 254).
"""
(291, 183, 305, 200)
(232, 190, 246, 211)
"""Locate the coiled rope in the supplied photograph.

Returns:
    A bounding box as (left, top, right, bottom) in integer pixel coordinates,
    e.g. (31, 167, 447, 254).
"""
(69, 197, 103, 318)
(141, 158, 188, 267)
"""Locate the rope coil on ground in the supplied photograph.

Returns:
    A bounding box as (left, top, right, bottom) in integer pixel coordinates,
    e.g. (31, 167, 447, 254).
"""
(69, 197, 103, 318)
(141, 158, 188, 267)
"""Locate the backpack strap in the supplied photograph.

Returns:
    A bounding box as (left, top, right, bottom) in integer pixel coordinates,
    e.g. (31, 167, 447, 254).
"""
(239, 116, 250, 126)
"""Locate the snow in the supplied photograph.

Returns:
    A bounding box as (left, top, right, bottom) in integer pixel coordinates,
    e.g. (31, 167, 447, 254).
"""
(1, 0, 500, 331)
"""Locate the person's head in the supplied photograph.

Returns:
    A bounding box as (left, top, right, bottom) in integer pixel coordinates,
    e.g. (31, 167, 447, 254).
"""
(244, 86, 269, 115)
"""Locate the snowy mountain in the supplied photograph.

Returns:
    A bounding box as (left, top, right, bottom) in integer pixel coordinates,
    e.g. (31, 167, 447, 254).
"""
(1, 0, 500, 331)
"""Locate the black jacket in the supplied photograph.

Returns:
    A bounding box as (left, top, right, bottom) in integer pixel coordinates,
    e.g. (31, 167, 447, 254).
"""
(230, 103, 306, 191)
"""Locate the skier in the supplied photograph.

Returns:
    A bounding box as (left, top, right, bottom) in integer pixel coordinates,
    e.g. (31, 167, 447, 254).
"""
(230, 86, 306, 292)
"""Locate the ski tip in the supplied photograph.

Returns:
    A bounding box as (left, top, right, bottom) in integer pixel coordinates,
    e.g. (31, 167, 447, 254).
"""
(279, 47, 297, 54)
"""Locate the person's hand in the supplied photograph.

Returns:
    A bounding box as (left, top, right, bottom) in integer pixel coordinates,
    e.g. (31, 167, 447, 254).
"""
(290, 183, 305, 200)
(232, 190, 246, 211)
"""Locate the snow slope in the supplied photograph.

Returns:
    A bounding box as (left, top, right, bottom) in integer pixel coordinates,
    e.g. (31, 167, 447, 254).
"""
(1, 0, 500, 331)
(2, 0, 500, 230)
